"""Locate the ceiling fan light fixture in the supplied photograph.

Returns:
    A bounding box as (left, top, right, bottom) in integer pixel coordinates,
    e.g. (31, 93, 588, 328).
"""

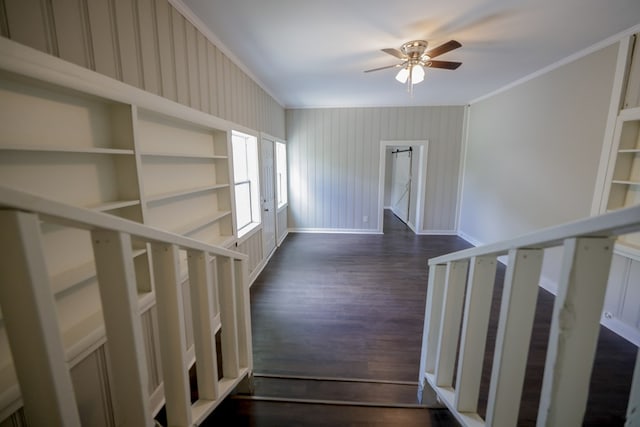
(411, 64, 425, 84)
(395, 67, 410, 84)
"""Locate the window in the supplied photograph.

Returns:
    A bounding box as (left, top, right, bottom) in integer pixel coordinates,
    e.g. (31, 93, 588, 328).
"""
(232, 131, 260, 236)
(276, 141, 288, 208)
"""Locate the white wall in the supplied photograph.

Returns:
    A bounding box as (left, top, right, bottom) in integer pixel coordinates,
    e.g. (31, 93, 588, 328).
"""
(459, 43, 619, 244)
(286, 106, 465, 232)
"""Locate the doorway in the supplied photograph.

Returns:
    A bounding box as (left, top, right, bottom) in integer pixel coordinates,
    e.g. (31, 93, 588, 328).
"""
(377, 140, 428, 233)
(389, 147, 413, 224)
(260, 134, 277, 259)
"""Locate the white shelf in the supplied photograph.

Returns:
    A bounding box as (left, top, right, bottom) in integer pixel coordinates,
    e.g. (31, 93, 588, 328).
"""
(175, 211, 232, 236)
(140, 151, 227, 160)
(51, 260, 95, 295)
(89, 199, 141, 212)
(0, 145, 134, 155)
(145, 184, 230, 204)
(618, 149, 640, 153)
(611, 180, 640, 186)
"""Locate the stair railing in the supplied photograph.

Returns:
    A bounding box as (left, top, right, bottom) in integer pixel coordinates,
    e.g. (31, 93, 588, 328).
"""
(0, 186, 252, 427)
(418, 204, 640, 426)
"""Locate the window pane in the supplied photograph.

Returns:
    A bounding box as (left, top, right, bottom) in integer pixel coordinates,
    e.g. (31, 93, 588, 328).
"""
(232, 135, 248, 183)
(276, 142, 288, 207)
(235, 181, 252, 230)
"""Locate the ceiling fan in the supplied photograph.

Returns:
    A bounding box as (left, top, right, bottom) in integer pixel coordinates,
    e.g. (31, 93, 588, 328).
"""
(365, 40, 462, 93)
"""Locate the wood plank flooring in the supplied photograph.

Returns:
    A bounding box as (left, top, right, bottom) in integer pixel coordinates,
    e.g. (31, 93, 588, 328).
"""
(207, 210, 637, 426)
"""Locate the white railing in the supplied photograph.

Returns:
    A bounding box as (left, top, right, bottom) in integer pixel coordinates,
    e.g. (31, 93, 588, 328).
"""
(0, 186, 252, 427)
(418, 205, 640, 426)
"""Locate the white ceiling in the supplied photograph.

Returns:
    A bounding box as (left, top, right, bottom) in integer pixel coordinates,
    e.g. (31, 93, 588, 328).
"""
(180, 0, 640, 108)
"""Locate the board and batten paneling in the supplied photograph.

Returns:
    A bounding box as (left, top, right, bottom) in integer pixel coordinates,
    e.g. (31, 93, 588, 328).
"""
(0, 0, 285, 139)
(235, 230, 263, 283)
(285, 107, 465, 232)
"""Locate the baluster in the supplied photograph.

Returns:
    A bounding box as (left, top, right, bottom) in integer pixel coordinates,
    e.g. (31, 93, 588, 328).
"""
(234, 258, 252, 369)
(217, 256, 240, 378)
(0, 211, 81, 426)
(628, 352, 640, 426)
(92, 230, 153, 427)
(537, 237, 614, 426)
(151, 243, 192, 427)
(486, 248, 543, 426)
(455, 255, 497, 413)
(187, 250, 220, 402)
(420, 263, 447, 381)
(435, 260, 470, 387)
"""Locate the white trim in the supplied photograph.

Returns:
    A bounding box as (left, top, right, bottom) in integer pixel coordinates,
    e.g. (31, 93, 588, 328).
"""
(167, 0, 284, 108)
(289, 228, 382, 235)
(457, 230, 483, 248)
(277, 229, 289, 247)
(591, 35, 635, 215)
(470, 23, 640, 105)
(415, 230, 459, 236)
(456, 105, 471, 231)
(378, 140, 428, 234)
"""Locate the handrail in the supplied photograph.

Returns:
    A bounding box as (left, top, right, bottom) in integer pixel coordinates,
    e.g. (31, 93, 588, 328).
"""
(0, 186, 252, 426)
(0, 185, 246, 260)
(419, 204, 640, 427)
(429, 204, 640, 265)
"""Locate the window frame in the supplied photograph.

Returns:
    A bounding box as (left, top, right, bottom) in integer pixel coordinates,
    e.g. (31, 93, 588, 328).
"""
(275, 141, 288, 210)
(232, 130, 261, 238)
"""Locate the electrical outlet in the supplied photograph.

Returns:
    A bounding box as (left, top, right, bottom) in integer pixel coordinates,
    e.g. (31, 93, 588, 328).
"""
(363, 215, 368, 223)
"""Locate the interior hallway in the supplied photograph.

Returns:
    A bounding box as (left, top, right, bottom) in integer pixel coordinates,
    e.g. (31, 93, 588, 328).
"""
(208, 210, 636, 426)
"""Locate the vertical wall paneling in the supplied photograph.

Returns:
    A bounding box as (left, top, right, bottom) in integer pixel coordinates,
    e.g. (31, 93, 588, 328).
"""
(171, 8, 189, 105)
(184, 21, 199, 110)
(136, 0, 161, 95)
(0, 0, 9, 38)
(50, 0, 90, 68)
(197, 32, 209, 113)
(154, 0, 177, 101)
(215, 47, 225, 119)
(113, 0, 141, 87)
(286, 107, 465, 232)
(206, 43, 217, 116)
(86, 0, 120, 79)
(3, 0, 51, 54)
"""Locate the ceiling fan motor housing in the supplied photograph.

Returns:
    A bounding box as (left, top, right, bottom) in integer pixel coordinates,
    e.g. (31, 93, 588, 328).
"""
(401, 40, 430, 60)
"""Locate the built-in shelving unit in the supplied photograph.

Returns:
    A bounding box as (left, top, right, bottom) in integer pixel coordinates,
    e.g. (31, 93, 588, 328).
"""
(605, 107, 640, 253)
(0, 66, 238, 397)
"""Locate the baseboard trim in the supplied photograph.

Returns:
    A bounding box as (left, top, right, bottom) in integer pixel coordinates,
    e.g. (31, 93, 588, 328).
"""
(253, 372, 417, 386)
(289, 228, 382, 235)
(416, 230, 458, 236)
(231, 395, 435, 410)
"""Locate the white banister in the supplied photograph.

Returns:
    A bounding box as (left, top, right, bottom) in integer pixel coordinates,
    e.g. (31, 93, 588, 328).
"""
(419, 204, 640, 427)
(0, 186, 252, 425)
(628, 352, 640, 426)
(435, 260, 469, 387)
(187, 250, 221, 402)
(486, 248, 543, 426)
(218, 256, 240, 378)
(91, 230, 154, 427)
(420, 263, 447, 378)
(234, 258, 252, 369)
(152, 243, 193, 427)
(0, 211, 81, 427)
(536, 237, 615, 426)
(455, 255, 497, 413)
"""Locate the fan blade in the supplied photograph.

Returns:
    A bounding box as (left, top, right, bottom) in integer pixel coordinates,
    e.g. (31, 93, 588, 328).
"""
(382, 48, 406, 60)
(424, 40, 461, 59)
(426, 60, 462, 70)
(364, 63, 402, 73)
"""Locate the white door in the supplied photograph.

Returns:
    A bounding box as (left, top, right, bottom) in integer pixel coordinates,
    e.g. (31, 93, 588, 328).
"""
(261, 137, 276, 259)
(390, 149, 412, 223)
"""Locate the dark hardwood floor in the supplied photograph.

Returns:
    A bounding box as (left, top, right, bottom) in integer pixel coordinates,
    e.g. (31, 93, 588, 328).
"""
(206, 210, 637, 426)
